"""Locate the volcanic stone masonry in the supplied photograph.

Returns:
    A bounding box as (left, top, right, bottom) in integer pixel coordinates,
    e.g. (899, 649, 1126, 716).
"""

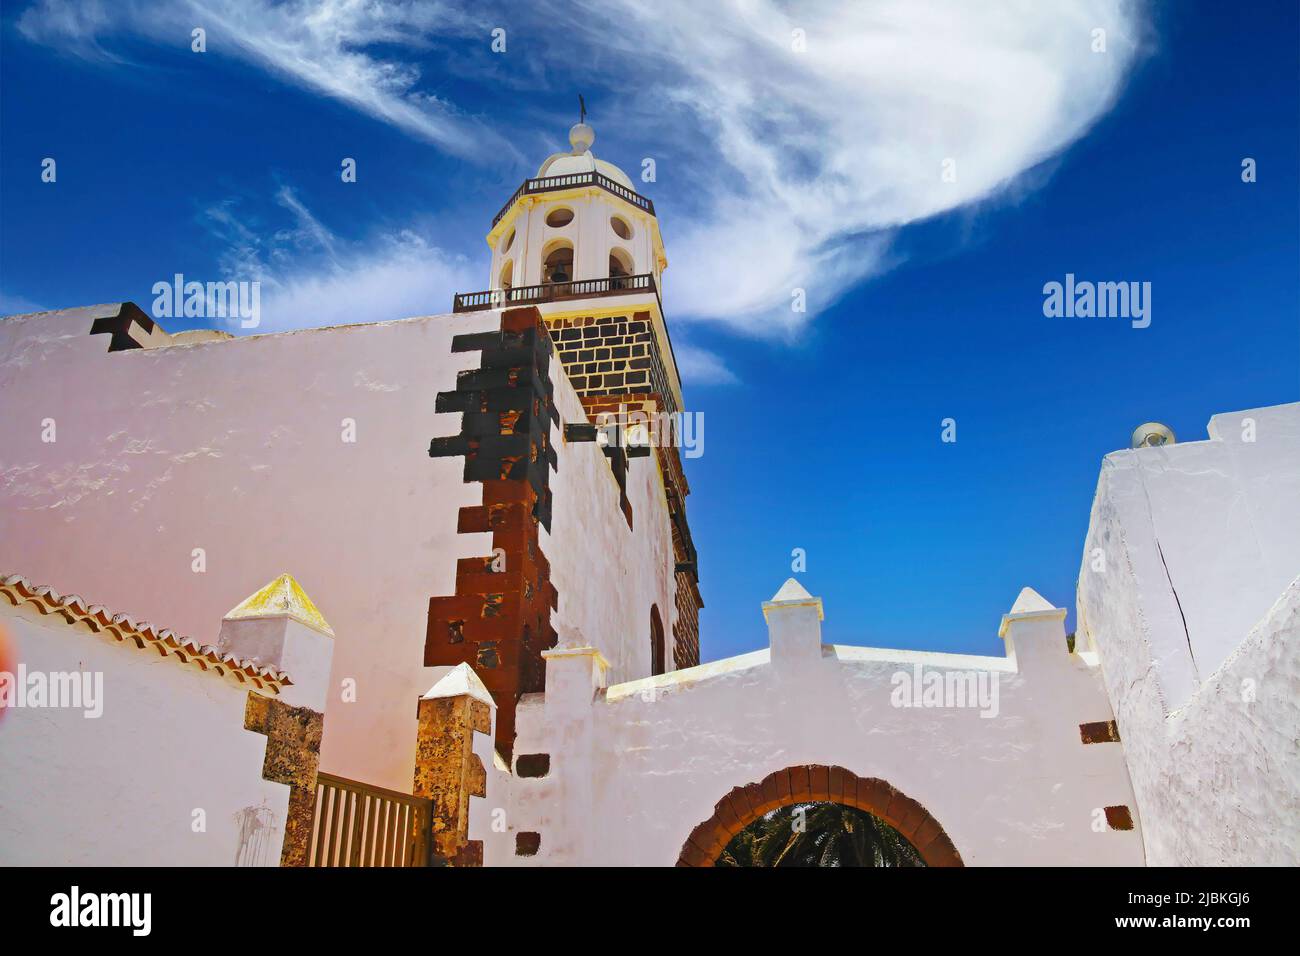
(427, 306, 561, 759)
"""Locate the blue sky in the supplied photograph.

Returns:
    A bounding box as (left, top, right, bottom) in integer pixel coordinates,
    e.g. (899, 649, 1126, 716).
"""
(2, 1, 1297, 660)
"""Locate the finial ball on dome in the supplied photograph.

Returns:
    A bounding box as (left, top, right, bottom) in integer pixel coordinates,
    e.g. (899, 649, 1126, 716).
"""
(569, 122, 595, 154)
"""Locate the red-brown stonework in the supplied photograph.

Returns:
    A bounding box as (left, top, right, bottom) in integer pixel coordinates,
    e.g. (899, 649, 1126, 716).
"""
(515, 832, 542, 856)
(1079, 719, 1122, 744)
(428, 307, 560, 760)
(673, 570, 703, 669)
(243, 693, 325, 867)
(414, 691, 491, 866)
(676, 766, 964, 867)
(1105, 805, 1135, 830)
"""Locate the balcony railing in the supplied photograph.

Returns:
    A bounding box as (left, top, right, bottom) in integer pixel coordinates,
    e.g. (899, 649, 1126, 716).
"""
(492, 171, 655, 227)
(453, 273, 658, 313)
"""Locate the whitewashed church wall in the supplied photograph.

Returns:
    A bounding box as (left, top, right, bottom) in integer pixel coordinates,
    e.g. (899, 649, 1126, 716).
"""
(543, 369, 678, 686)
(1, 305, 682, 798)
(1106, 579, 1298, 865)
(0, 601, 289, 865)
(1078, 403, 1300, 865)
(0, 306, 497, 793)
(489, 597, 1144, 866)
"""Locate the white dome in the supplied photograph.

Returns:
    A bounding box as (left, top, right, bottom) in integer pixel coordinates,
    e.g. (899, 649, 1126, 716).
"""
(536, 123, 635, 190)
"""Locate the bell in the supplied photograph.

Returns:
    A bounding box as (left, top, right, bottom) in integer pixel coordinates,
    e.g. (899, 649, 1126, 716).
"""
(550, 264, 569, 283)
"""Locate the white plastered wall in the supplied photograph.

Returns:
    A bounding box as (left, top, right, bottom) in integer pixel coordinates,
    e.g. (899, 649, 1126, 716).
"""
(1077, 402, 1300, 864)
(542, 365, 678, 688)
(475, 588, 1143, 866)
(0, 306, 499, 793)
(0, 601, 289, 865)
(1, 304, 682, 794)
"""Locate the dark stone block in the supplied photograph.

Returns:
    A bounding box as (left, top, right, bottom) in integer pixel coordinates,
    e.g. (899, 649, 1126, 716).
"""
(516, 832, 541, 856)
(516, 754, 551, 778)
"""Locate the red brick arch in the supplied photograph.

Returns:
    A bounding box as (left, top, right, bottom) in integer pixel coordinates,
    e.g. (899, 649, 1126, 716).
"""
(676, 764, 963, 867)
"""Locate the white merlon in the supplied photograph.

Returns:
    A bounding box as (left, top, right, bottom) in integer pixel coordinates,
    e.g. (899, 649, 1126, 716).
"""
(541, 645, 610, 717)
(764, 577, 825, 666)
(998, 586, 1068, 637)
(764, 576, 820, 610)
(423, 662, 495, 708)
(1008, 586, 1057, 615)
(217, 573, 335, 711)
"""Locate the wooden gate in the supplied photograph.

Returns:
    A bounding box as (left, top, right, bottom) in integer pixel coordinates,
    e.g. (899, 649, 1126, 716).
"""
(308, 772, 432, 867)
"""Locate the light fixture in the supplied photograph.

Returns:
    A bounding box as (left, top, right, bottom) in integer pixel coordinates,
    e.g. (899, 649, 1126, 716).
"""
(1131, 422, 1176, 448)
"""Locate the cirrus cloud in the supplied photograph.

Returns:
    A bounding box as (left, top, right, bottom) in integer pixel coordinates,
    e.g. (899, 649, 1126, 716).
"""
(16, 0, 1147, 366)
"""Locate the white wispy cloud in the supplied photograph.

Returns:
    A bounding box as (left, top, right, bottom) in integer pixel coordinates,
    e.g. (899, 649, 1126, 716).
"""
(17, 0, 519, 162)
(17, 0, 1146, 376)
(672, 343, 740, 386)
(540, 0, 1145, 335)
(257, 235, 477, 332)
(201, 187, 478, 332)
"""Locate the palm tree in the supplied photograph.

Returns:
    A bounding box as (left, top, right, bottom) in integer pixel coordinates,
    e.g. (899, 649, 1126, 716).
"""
(717, 803, 925, 867)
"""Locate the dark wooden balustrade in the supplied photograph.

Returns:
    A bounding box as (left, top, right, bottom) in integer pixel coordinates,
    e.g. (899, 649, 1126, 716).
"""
(492, 171, 655, 227)
(454, 273, 657, 313)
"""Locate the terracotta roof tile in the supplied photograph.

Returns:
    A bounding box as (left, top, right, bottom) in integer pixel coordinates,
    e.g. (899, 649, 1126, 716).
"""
(0, 573, 292, 694)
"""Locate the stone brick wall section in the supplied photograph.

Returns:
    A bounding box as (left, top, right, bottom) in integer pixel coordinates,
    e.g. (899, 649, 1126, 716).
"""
(676, 765, 964, 867)
(547, 312, 678, 414)
(428, 307, 560, 760)
(414, 689, 491, 865)
(673, 571, 702, 669)
(1080, 719, 1122, 744)
(432, 306, 560, 523)
(243, 693, 325, 867)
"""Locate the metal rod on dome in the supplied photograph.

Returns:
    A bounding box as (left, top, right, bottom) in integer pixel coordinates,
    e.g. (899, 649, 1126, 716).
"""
(579, 93, 587, 125)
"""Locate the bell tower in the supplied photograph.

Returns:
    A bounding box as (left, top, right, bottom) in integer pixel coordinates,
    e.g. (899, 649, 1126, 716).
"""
(451, 115, 702, 671)
(455, 119, 683, 416)
(488, 123, 665, 290)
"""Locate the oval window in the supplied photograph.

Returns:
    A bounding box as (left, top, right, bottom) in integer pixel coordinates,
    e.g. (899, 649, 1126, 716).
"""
(610, 215, 632, 240)
(546, 207, 575, 228)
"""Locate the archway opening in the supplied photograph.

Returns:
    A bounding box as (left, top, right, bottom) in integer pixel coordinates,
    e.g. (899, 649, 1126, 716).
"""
(677, 765, 963, 867)
(718, 802, 924, 867)
(650, 605, 666, 677)
(543, 242, 574, 284)
(608, 248, 633, 288)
